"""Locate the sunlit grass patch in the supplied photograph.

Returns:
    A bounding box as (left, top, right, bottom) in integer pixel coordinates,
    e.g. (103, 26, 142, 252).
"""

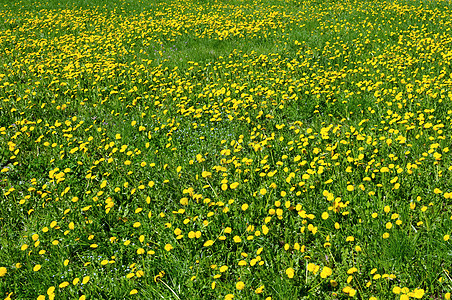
(1, 0, 452, 299)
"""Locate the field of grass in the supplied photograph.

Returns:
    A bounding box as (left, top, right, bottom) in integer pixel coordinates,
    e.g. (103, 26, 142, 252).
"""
(1, 0, 452, 299)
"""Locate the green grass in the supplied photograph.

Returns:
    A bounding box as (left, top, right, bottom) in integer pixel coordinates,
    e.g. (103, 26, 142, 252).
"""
(1, 0, 452, 299)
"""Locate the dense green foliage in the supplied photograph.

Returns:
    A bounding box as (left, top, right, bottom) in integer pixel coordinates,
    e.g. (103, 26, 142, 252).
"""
(1, 0, 452, 299)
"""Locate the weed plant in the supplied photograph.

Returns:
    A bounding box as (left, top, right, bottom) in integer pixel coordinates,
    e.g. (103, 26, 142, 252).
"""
(1, 0, 452, 299)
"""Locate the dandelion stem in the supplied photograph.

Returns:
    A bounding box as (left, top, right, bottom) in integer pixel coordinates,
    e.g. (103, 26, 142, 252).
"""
(206, 178, 218, 198)
(160, 280, 181, 300)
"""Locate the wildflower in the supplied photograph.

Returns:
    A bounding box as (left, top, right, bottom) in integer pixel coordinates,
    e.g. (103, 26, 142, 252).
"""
(255, 285, 264, 294)
(230, 182, 239, 189)
(202, 171, 212, 178)
(346, 236, 355, 242)
(320, 267, 333, 278)
(286, 267, 295, 278)
(154, 271, 165, 282)
(47, 286, 55, 296)
(203, 240, 214, 247)
(219, 265, 228, 272)
(409, 288, 425, 298)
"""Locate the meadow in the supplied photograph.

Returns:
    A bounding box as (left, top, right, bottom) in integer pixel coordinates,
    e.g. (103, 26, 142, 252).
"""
(1, 0, 452, 298)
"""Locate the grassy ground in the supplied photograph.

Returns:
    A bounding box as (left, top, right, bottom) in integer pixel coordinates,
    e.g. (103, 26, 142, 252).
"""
(1, 0, 452, 299)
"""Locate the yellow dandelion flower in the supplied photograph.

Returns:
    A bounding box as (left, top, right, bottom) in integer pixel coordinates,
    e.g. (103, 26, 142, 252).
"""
(219, 265, 228, 272)
(238, 260, 247, 266)
(203, 240, 214, 247)
(411, 288, 425, 299)
(286, 267, 295, 278)
(47, 286, 55, 295)
(307, 263, 316, 272)
(230, 182, 239, 189)
(130, 289, 138, 295)
(393, 286, 401, 294)
(320, 267, 333, 278)
(255, 285, 264, 294)
(202, 171, 212, 178)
